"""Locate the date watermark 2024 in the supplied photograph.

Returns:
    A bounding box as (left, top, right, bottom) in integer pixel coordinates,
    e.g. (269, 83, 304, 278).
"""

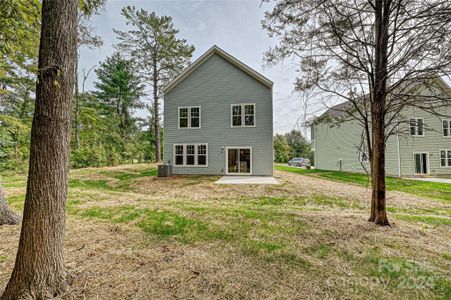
(326, 258, 435, 290)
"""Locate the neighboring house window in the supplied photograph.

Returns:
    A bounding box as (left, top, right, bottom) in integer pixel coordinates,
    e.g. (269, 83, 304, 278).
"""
(440, 150, 451, 167)
(231, 104, 255, 127)
(190, 107, 200, 128)
(359, 151, 369, 163)
(173, 144, 208, 166)
(443, 119, 451, 137)
(409, 118, 424, 136)
(232, 105, 242, 126)
(178, 106, 201, 129)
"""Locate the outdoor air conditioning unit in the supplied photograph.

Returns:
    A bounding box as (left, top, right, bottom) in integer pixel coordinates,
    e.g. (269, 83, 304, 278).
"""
(158, 164, 172, 177)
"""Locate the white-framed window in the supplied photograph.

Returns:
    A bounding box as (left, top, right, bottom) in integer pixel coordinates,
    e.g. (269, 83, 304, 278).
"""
(359, 151, 369, 163)
(186, 145, 195, 165)
(197, 144, 207, 165)
(440, 149, 451, 167)
(178, 106, 201, 129)
(409, 117, 424, 136)
(443, 119, 451, 137)
(174, 145, 184, 165)
(231, 103, 255, 127)
(173, 143, 208, 167)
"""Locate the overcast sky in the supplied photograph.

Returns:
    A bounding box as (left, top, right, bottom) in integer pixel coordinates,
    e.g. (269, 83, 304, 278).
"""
(79, 0, 310, 134)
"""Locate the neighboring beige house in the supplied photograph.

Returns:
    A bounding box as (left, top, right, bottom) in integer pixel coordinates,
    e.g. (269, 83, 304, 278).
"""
(312, 78, 451, 177)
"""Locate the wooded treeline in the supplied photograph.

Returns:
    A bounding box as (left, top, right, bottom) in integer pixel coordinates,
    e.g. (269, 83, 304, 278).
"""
(273, 130, 313, 163)
(0, 2, 194, 171)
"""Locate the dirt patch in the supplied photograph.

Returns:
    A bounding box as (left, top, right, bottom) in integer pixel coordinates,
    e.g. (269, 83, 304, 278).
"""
(279, 171, 450, 211)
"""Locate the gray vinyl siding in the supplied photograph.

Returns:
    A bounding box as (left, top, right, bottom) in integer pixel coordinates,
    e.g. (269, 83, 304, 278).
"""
(313, 106, 451, 177)
(313, 121, 373, 173)
(163, 53, 273, 175)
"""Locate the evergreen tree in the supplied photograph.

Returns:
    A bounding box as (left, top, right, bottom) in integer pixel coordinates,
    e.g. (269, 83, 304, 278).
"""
(115, 6, 194, 162)
(94, 53, 144, 137)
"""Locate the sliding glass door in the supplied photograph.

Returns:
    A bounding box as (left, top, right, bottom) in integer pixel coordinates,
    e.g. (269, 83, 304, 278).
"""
(414, 153, 428, 175)
(227, 148, 251, 174)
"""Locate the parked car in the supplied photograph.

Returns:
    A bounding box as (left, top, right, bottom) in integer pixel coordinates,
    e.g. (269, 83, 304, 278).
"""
(288, 158, 311, 168)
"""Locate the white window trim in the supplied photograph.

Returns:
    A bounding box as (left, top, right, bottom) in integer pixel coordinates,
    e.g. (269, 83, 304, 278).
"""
(173, 143, 208, 167)
(409, 117, 425, 137)
(225, 146, 253, 175)
(230, 103, 256, 128)
(178, 106, 201, 129)
(412, 152, 430, 175)
(442, 119, 451, 138)
(439, 149, 451, 168)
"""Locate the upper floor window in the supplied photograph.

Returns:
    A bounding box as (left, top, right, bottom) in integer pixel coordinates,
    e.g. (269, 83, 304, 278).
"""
(173, 144, 208, 167)
(443, 119, 451, 137)
(178, 106, 200, 129)
(231, 103, 255, 127)
(409, 118, 424, 136)
(440, 150, 451, 167)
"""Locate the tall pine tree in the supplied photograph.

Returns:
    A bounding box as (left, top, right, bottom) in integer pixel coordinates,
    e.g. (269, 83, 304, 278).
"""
(94, 53, 144, 138)
(115, 6, 194, 162)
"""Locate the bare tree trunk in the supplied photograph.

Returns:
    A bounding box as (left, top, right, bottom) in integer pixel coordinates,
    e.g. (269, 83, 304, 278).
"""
(1, 0, 78, 298)
(74, 53, 80, 148)
(0, 180, 21, 225)
(153, 57, 161, 162)
(369, 0, 390, 226)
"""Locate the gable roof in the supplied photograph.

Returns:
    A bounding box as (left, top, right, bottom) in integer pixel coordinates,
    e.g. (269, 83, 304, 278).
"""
(318, 76, 451, 120)
(163, 45, 273, 93)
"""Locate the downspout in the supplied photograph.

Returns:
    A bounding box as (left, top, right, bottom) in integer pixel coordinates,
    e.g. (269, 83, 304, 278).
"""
(396, 118, 401, 177)
(313, 139, 316, 168)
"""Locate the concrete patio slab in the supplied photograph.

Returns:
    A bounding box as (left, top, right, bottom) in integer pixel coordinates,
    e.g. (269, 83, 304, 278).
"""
(404, 177, 451, 184)
(215, 176, 280, 185)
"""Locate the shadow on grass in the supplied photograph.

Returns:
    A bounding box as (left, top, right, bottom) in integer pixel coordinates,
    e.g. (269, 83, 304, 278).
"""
(69, 167, 157, 192)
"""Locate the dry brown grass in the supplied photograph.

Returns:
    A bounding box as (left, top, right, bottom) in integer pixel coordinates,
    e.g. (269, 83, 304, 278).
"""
(1, 164, 450, 299)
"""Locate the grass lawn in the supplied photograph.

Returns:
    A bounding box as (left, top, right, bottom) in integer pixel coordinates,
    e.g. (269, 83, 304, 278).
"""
(275, 164, 451, 203)
(1, 164, 450, 299)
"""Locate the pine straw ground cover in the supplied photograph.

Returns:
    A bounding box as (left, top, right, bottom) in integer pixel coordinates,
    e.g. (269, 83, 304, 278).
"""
(1, 164, 450, 299)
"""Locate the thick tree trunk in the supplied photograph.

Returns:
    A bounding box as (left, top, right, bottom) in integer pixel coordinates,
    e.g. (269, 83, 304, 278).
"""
(369, 0, 390, 226)
(153, 58, 161, 162)
(74, 54, 80, 148)
(0, 181, 21, 225)
(1, 0, 78, 299)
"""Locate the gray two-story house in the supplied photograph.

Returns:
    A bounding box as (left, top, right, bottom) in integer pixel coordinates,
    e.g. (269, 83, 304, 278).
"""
(312, 78, 451, 177)
(163, 46, 274, 176)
